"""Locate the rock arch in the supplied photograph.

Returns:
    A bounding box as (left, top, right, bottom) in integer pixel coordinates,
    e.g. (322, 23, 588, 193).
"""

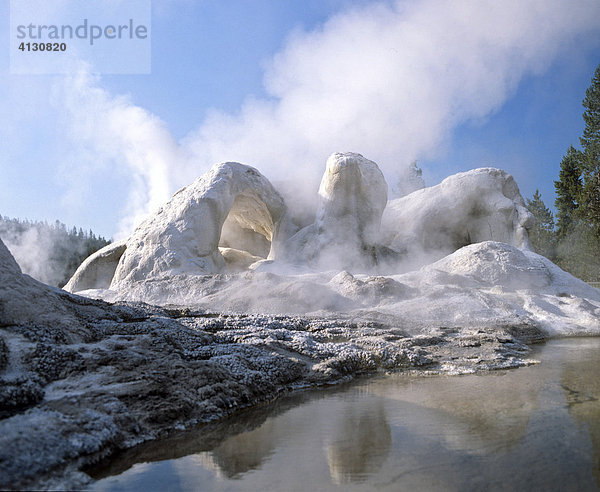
(110, 162, 287, 287)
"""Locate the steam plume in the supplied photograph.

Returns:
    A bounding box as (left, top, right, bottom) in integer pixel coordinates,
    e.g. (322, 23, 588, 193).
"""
(53, 0, 600, 236)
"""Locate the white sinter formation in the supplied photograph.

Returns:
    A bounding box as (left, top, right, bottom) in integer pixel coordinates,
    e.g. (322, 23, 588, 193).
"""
(63, 240, 127, 293)
(2, 153, 600, 490)
(3, 153, 600, 491)
(110, 162, 288, 288)
(59, 151, 600, 337)
(281, 152, 388, 271)
(381, 168, 534, 269)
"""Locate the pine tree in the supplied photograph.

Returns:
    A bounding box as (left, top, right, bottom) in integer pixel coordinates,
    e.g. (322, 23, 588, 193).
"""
(554, 221, 600, 282)
(581, 64, 600, 151)
(554, 145, 583, 238)
(526, 190, 555, 259)
(579, 64, 600, 238)
(0, 216, 110, 287)
(553, 145, 599, 281)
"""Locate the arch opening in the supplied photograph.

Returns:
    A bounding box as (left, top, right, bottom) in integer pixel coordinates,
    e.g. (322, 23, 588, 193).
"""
(218, 191, 275, 270)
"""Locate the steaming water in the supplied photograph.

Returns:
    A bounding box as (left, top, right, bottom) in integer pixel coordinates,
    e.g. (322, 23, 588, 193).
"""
(88, 338, 600, 491)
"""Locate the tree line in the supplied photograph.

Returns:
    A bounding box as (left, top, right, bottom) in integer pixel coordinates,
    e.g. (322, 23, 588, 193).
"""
(526, 63, 600, 283)
(0, 216, 110, 288)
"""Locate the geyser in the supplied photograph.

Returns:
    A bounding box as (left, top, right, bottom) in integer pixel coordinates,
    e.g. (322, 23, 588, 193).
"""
(60, 151, 600, 338)
(66, 152, 539, 290)
(2, 154, 600, 491)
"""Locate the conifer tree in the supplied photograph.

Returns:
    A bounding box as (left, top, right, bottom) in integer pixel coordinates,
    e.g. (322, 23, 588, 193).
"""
(0, 217, 110, 287)
(581, 65, 600, 151)
(554, 145, 583, 238)
(526, 190, 555, 259)
(579, 64, 600, 238)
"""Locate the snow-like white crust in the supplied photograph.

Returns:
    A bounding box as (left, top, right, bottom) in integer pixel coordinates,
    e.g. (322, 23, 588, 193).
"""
(63, 240, 127, 293)
(382, 168, 534, 268)
(317, 152, 388, 247)
(91, 241, 600, 337)
(1, 236, 599, 488)
(282, 152, 388, 270)
(53, 154, 597, 338)
(66, 160, 535, 289)
(111, 162, 287, 287)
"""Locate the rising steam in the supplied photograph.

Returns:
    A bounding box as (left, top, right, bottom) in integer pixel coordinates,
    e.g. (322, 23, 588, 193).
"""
(50, 0, 600, 237)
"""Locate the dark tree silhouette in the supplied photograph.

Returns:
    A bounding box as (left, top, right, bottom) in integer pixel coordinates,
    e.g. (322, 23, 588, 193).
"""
(0, 216, 110, 287)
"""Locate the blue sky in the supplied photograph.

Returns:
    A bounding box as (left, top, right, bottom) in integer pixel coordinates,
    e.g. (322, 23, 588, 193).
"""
(1, 0, 599, 239)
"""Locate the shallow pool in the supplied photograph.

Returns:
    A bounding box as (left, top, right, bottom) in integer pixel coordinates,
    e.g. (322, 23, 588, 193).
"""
(89, 338, 600, 491)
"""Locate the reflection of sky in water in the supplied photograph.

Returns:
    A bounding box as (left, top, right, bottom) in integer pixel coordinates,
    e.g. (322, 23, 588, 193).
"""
(91, 339, 600, 492)
(96, 461, 184, 492)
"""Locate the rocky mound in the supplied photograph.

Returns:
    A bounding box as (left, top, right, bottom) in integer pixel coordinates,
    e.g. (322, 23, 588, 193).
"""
(391, 241, 600, 336)
(66, 156, 540, 290)
(112, 162, 288, 287)
(381, 168, 534, 269)
(67, 157, 537, 293)
(64, 163, 290, 293)
(77, 241, 600, 338)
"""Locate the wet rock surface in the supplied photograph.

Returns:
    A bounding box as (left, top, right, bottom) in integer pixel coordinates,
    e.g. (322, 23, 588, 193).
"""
(0, 297, 543, 490)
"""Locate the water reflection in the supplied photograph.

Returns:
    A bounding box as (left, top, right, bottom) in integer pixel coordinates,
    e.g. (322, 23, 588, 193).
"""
(560, 340, 600, 488)
(194, 419, 278, 479)
(326, 400, 391, 484)
(87, 391, 317, 481)
(90, 339, 600, 491)
(369, 367, 543, 455)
